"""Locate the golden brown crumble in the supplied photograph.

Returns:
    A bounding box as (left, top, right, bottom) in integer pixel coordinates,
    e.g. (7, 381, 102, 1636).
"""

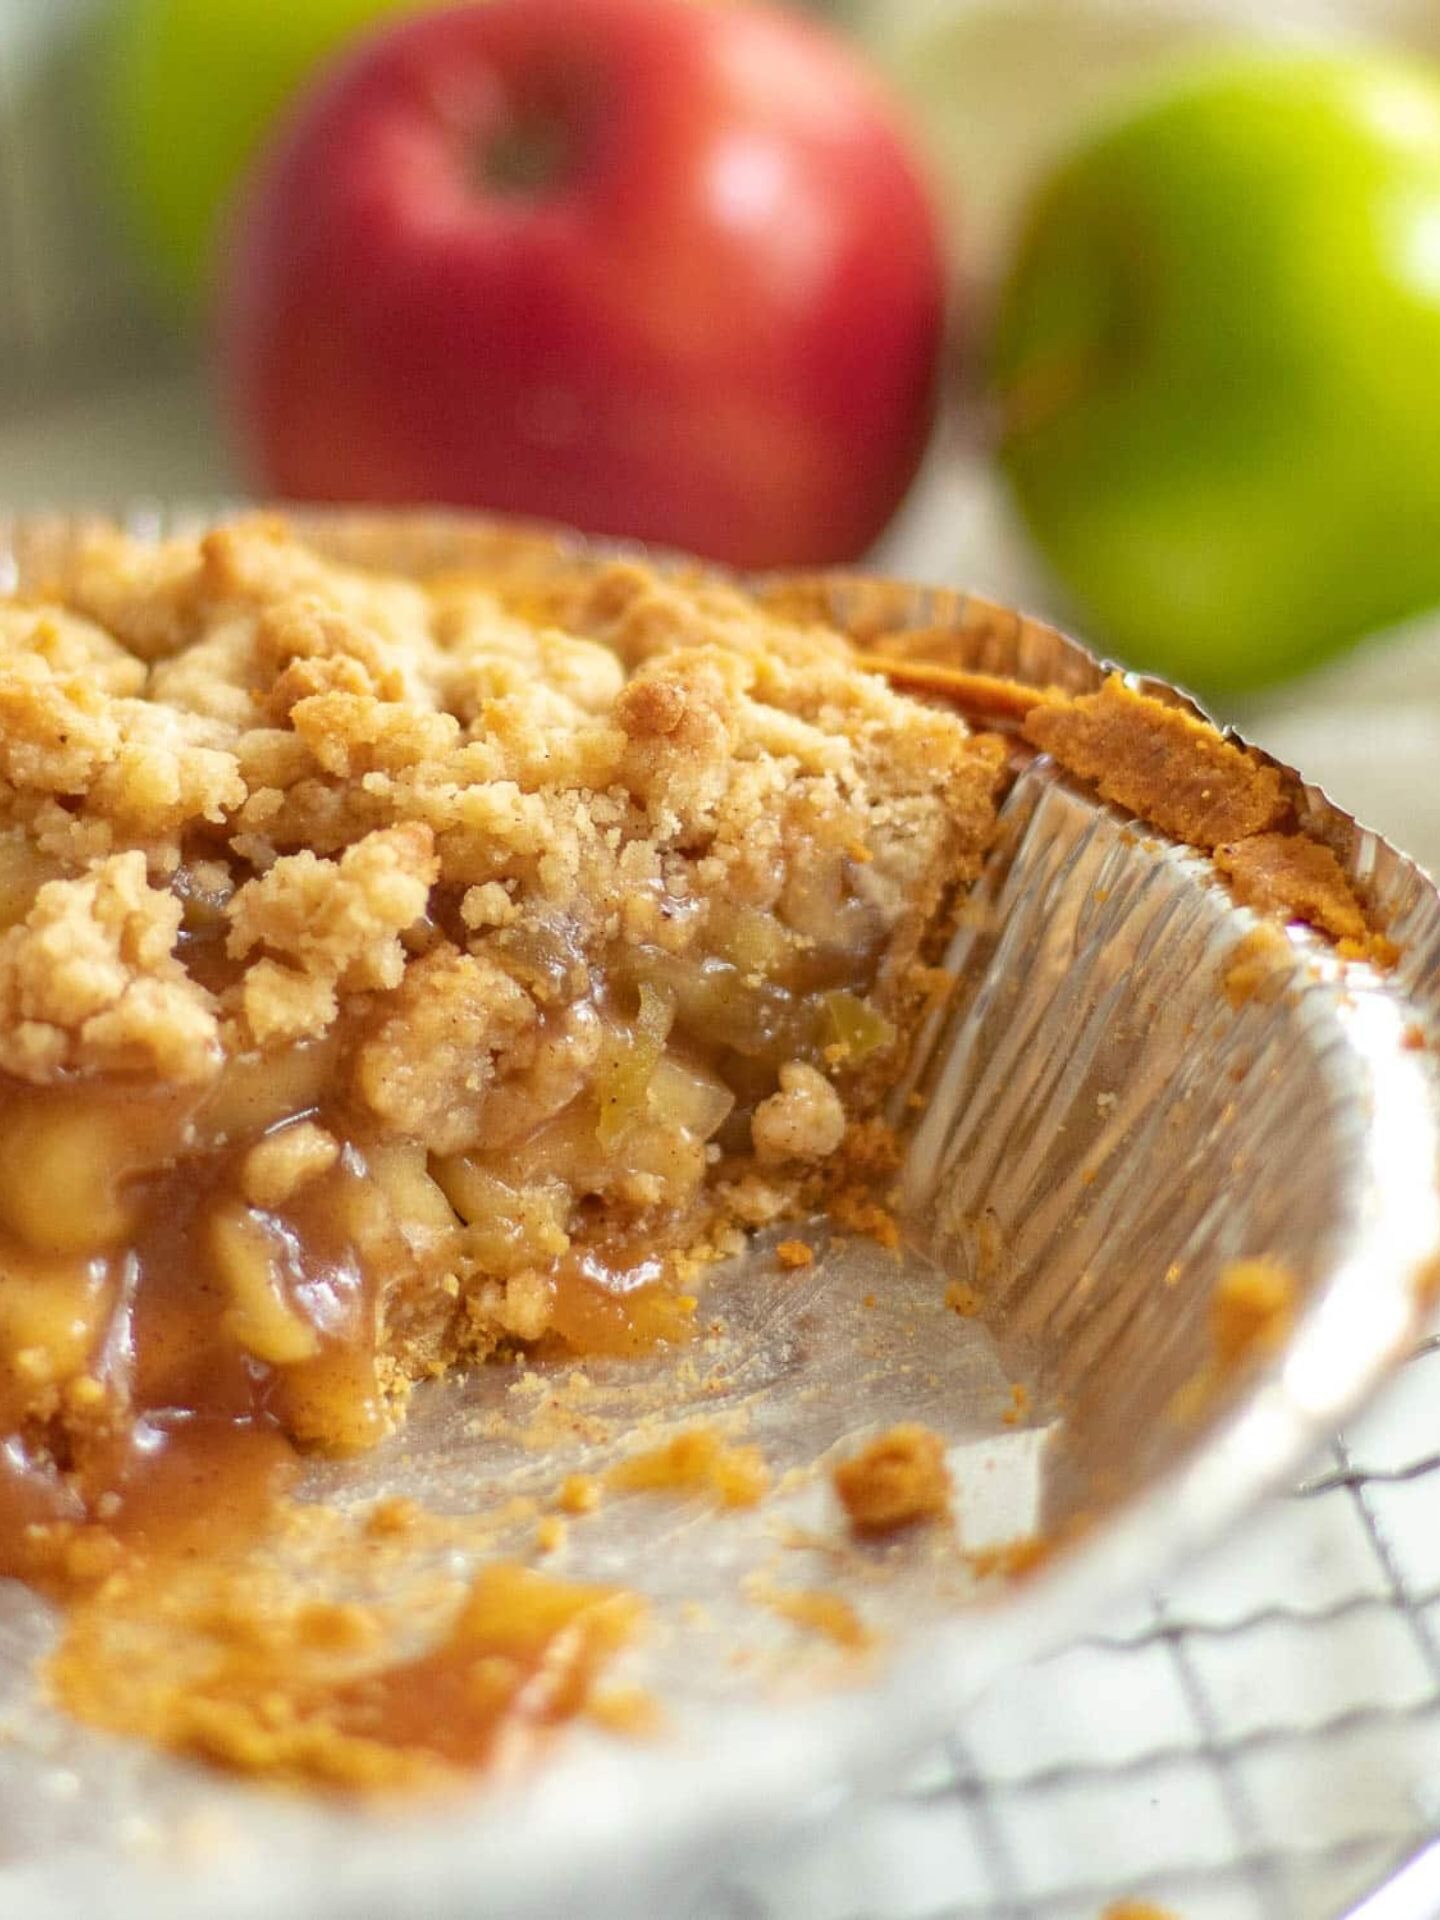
(1214, 833, 1367, 943)
(605, 1425, 769, 1508)
(556, 1473, 601, 1516)
(1023, 677, 1286, 849)
(832, 1423, 952, 1536)
(0, 852, 221, 1082)
(1211, 1258, 1297, 1371)
(749, 1578, 874, 1650)
(1221, 925, 1294, 1010)
(966, 1536, 1055, 1582)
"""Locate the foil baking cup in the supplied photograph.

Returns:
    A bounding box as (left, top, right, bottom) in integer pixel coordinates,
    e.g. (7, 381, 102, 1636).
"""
(0, 506, 1437, 1920)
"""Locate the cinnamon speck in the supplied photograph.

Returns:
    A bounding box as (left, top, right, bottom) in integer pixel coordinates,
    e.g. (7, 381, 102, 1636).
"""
(944, 1280, 982, 1318)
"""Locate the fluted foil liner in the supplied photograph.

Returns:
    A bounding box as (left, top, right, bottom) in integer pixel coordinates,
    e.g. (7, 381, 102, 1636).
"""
(0, 507, 1437, 1920)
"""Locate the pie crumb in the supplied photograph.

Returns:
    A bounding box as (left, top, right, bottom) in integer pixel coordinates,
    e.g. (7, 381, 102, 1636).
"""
(534, 1516, 567, 1556)
(607, 1426, 769, 1509)
(751, 1580, 873, 1651)
(556, 1474, 601, 1516)
(1212, 1258, 1297, 1370)
(833, 1423, 951, 1537)
(1221, 924, 1293, 1009)
(967, 1536, 1054, 1582)
(1214, 831, 1367, 942)
(587, 1685, 663, 1739)
(364, 1498, 420, 1540)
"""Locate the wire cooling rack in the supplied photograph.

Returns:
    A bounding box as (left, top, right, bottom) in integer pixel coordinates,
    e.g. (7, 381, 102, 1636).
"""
(687, 1330, 1440, 1920)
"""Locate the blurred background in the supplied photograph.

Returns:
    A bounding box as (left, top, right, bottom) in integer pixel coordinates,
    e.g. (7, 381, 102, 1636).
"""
(4, 0, 1440, 867)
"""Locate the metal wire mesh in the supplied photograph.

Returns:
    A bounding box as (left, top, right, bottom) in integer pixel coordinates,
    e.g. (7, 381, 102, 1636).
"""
(697, 1334, 1440, 1920)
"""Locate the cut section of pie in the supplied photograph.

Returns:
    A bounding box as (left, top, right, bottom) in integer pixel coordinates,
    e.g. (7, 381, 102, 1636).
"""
(0, 516, 1008, 1573)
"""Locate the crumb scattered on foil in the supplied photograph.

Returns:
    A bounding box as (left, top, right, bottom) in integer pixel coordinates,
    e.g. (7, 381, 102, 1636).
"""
(605, 1425, 770, 1509)
(832, 1424, 952, 1538)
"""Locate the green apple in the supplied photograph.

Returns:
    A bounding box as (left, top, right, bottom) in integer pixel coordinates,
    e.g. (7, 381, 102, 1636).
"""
(103, 0, 428, 306)
(990, 53, 1440, 694)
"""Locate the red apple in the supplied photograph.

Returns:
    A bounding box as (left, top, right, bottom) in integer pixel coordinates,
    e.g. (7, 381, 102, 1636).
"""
(219, 0, 946, 568)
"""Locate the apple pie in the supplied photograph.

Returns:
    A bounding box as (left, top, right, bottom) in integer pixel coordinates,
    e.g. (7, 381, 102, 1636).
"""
(0, 516, 1009, 1581)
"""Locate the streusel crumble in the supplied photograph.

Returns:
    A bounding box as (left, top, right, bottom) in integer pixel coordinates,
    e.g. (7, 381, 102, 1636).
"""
(0, 514, 1006, 1583)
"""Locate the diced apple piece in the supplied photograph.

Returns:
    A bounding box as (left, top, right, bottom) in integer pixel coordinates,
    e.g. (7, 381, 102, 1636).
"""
(623, 947, 799, 1060)
(196, 1036, 338, 1145)
(595, 983, 674, 1147)
(211, 1203, 320, 1367)
(645, 1054, 734, 1139)
(615, 1120, 708, 1208)
(0, 1256, 110, 1384)
(706, 903, 792, 976)
(0, 1103, 144, 1253)
(431, 1158, 571, 1276)
(241, 1121, 340, 1210)
(367, 1140, 461, 1251)
(818, 990, 895, 1064)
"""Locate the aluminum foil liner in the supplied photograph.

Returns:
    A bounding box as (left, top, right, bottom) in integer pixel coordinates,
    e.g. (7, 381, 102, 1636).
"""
(0, 506, 1437, 1920)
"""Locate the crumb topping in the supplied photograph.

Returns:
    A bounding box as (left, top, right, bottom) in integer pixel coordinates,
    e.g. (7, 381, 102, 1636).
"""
(752, 1061, 847, 1166)
(833, 1422, 952, 1536)
(0, 519, 1000, 1143)
(0, 516, 1005, 1516)
(0, 852, 220, 1082)
(1212, 1257, 1297, 1370)
(1214, 832, 1368, 943)
(606, 1425, 769, 1508)
(1023, 677, 1286, 848)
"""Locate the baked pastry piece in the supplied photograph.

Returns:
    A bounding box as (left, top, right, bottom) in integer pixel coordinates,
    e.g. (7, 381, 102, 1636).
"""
(0, 517, 1006, 1558)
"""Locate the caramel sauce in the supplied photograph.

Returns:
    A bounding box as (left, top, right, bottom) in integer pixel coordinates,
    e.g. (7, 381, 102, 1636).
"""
(0, 1070, 386, 1586)
(0, 934, 886, 1783)
(309, 1565, 643, 1777)
(49, 1550, 645, 1790)
(544, 1246, 697, 1357)
(0, 1067, 719, 1585)
(0, 1418, 300, 1589)
(0, 1064, 707, 1783)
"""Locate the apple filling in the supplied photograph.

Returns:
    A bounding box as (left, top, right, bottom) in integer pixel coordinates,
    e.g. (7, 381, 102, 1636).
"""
(0, 902, 907, 1478)
(0, 517, 1007, 1579)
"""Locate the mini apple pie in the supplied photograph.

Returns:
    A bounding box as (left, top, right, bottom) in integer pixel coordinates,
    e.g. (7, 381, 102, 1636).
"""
(0, 516, 1007, 1572)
